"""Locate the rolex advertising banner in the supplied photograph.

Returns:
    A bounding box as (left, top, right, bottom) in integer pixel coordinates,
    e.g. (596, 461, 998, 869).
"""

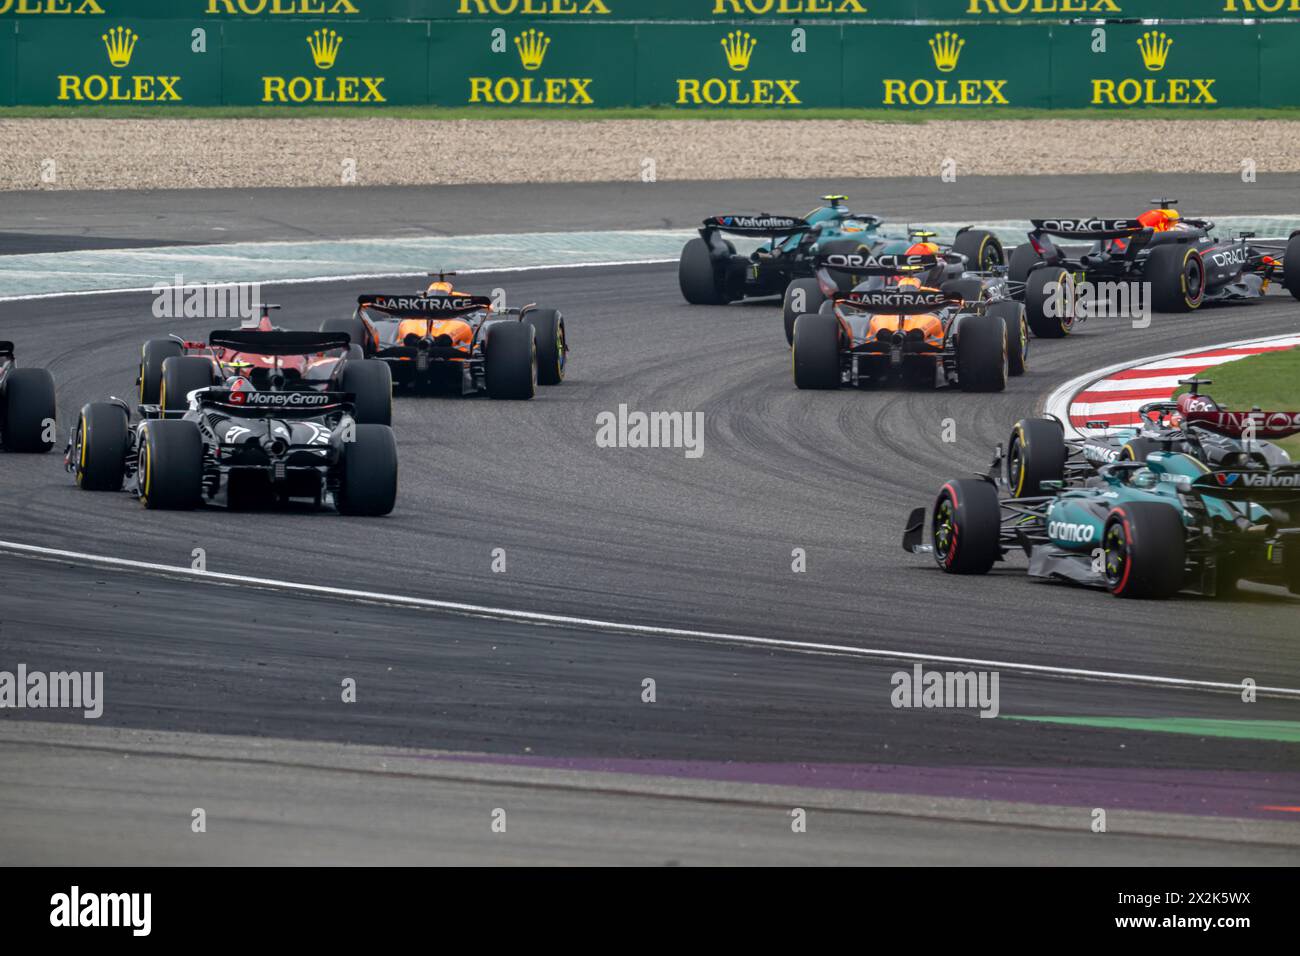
(428, 22, 636, 107)
(221, 19, 427, 104)
(635, 23, 842, 108)
(1049, 24, 1258, 109)
(934, 1, 1297, 20)
(842, 25, 1051, 108)
(14, 18, 223, 104)
(1259, 23, 1300, 108)
(1, 28, 14, 105)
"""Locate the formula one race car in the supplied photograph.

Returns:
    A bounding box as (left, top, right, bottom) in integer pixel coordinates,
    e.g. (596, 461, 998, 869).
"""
(0, 341, 56, 453)
(137, 305, 392, 426)
(68, 330, 397, 514)
(337, 274, 566, 400)
(678, 194, 1005, 310)
(904, 430, 1300, 600)
(1008, 200, 1300, 329)
(781, 228, 1014, 346)
(1004, 379, 1297, 497)
(789, 252, 1026, 391)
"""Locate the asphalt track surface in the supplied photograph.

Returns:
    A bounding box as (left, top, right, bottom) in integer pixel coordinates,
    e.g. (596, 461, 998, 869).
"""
(2, 176, 1299, 865)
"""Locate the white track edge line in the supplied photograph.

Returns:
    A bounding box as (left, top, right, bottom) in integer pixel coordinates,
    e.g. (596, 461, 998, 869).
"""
(0, 257, 678, 303)
(2, 538, 1295, 699)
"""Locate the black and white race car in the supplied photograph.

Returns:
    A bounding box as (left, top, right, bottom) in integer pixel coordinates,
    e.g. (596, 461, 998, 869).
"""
(67, 331, 397, 514)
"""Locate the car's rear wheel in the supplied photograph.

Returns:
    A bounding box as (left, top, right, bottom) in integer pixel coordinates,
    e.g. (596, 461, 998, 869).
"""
(1024, 266, 1075, 338)
(527, 308, 566, 385)
(321, 316, 374, 356)
(160, 356, 215, 414)
(679, 237, 729, 305)
(1145, 244, 1205, 313)
(2, 367, 56, 452)
(1282, 232, 1300, 302)
(339, 359, 393, 426)
(951, 229, 1004, 271)
(1102, 502, 1185, 599)
(72, 402, 129, 491)
(336, 423, 398, 516)
(956, 312, 1007, 393)
(783, 278, 824, 347)
(138, 419, 203, 510)
(1117, 436, 1162, 463)
(1006, 418, 1066, 497)
(932, 478, 1001, 575)
(1007, 242, 1041, 284)
(138, 339, 183, 404)
(791, 312, 841, 390)
(484, 321, 537, 400)
(987, 301, 1028, 376)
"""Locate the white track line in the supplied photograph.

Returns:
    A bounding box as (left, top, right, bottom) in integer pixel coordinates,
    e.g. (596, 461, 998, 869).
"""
(2, 538, 1296, 699)
(1042, 332, 1300, 439)
(0, 258, 677, 303)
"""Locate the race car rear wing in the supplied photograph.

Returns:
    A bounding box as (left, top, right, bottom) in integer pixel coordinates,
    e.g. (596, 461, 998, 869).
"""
(356, 294, 494, 318)
(1029, 219, 1147, 241)
(208, 330, 352, 356)
(198, 388, 353, 417)
(815, 251, 939, 276)
(699, 214, 809, 239)
(834, 288, 958, 314)
(1192, 466, 1300, 504)
(1185, 409, 1300, 441)
(0, 340, 13, 361)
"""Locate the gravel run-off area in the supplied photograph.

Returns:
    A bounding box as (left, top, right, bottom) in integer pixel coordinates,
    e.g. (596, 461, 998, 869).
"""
(2, 118, 1299, 190)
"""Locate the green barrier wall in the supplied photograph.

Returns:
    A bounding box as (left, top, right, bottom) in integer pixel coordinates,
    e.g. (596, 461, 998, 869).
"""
(14, 18, 222, 104)
(428, 22, 636, 106)
(0, 17, 1296, 106)
(1050, 23, 1258, 109)
(843, 24, 1052, 108)
(4, 0, 1300, 20)
(223, 19, 426, 104)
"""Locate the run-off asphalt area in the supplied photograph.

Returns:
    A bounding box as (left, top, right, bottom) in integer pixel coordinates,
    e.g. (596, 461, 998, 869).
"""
(1, 178, 1299, 864)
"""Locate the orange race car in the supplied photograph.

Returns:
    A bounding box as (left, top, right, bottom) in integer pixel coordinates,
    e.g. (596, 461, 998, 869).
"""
(329, 273, 567, 400)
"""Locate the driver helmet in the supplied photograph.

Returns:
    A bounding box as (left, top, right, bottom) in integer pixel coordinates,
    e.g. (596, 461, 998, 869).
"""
(1138, 208, 1181, 232)
(426, 279, 454, 294)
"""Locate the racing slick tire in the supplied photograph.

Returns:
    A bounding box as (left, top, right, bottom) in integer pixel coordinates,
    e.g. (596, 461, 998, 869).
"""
(955, 313, 1008, 393)
(339, 359, 393, 426)
(137, 419, 203, 510)
(527, 308, 567, 386)
(1006, 418, 1066, 497)
(138, 339, 183, 405)
(791, 312, 841, 390)
(951, 229, 1004, 272)
(987, 300, 1029, 377)
(783, 278, 825, 347)
(1285, 546, 1300, 596)
(1145, 243, 1205, 313)
(1, 367, 56, 453)
(1283, 232, 1300, 302)
(1007, 242, 1041, 285)
(160, 356, 216, 415)
(1117, 437, 1162, 463)
(336, 423, 398, 517)
(72, 402, 129, 491)
(1024, 266, 1075, 339)
(1102, 502, 1185, 599)
(321, 316, 374, 357)
(485, 320, 537, 400)
(679, 237, 730, 305)
(932, 478, 1001, 575)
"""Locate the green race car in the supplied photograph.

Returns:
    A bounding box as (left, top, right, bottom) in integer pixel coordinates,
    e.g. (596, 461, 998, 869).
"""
(904, 421, 1300, 599)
